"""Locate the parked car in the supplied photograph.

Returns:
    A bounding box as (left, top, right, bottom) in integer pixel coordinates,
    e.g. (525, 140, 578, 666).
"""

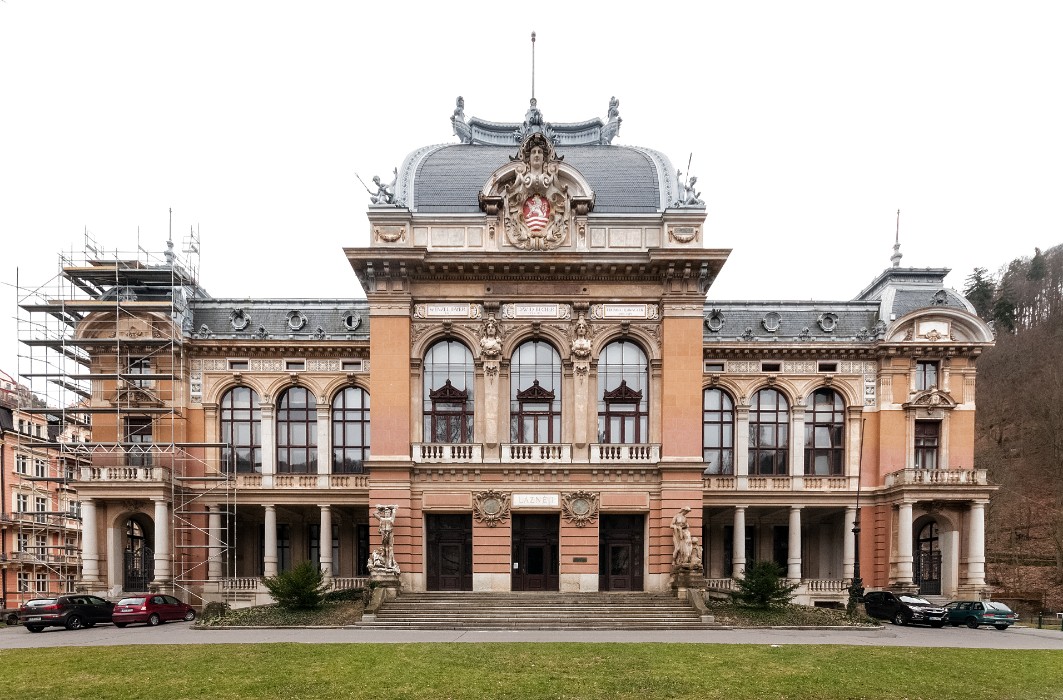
(945, 600, 1018, 630)
(112, 594, 196, 627)
(863, 591, 947, 627)
(18, 595, 114, 632)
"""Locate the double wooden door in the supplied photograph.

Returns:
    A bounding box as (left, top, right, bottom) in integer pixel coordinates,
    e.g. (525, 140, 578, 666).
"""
(511, 514, 559, 591)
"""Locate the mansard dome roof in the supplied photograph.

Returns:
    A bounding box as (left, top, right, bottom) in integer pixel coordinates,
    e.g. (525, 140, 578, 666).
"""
(391, 98, 683, 215)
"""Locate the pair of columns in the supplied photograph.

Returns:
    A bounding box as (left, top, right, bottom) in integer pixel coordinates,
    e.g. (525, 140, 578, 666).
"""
(205, 503, 336, 581)
(893, 499, 987, 588)
(78, 498, 171, 586)
(729, 505, 805, 581)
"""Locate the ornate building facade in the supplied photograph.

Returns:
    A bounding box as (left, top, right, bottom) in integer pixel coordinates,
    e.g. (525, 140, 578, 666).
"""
(19, 97, 996, 608)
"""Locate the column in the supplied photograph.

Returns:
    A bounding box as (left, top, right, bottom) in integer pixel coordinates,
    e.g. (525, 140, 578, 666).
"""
(896, 501, 914, 586)
(263, 504, 278, 578)
(152, 499, 172, 584)
(319, 505, 333, 583)
(734, 405, 750, 488)
(260, 404, 276, 485)
(207, 505, 223, 581)
(80, 499, 100, 582)
(732, 506, 747, 579)
(966, 500, 987, 587)
(842, 506, 856, 581)
(787, 505, 803, 582)
(316, 403, 331, 484)
(790, 403, 806, 480)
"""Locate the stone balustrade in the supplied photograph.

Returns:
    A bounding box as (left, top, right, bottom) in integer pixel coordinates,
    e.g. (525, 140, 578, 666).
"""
(79, 466, 168, 482)
(412, 443, 484, 464)
(884, 468, 989, 487)
(588, 443, 661, 464)
(703, 475, 853, 491)
(233, 473, 371, 489)
(705, 577, 736, 590)
(501, 443, 572, 463)
(803, 578, 848, 593)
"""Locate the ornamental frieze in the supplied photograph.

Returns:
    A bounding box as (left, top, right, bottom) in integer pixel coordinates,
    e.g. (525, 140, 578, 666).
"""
(561, 491, 599, 527)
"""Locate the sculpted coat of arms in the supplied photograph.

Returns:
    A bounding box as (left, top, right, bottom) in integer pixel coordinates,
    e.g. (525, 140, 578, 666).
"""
(479, 133, 594, 252)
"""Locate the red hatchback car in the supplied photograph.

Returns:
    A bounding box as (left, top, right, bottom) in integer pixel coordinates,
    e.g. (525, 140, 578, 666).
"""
(112, 594, 196, 627)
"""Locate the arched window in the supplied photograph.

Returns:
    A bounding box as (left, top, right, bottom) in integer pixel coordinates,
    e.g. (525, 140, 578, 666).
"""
(510, 340, 561, 443)
(597, 340, 648, 444)
(277, 386, 317, 473)
(749, 388, 789, 475)
(424, 340, 475, 443)
(220, 386, 261, 473)
(703, 388, 735, 475)
(804, 388, 845, 475)
(333, 386, 370, 473)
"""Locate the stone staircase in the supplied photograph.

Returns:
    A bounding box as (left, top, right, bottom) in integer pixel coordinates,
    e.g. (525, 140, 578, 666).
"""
(357, 591, 720, 630)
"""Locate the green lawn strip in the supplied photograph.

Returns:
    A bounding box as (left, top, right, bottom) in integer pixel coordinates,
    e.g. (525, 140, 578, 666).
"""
(1, 644, 1060, 700)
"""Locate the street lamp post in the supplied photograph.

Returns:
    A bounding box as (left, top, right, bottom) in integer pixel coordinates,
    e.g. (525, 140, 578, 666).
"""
(847, 419, 866, 616)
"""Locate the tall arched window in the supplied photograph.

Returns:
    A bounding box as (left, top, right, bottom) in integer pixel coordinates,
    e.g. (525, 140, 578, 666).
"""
(703, 388, 735, 475)
(749, 387, 789, 475)
(220, 386, 261, 473)
(333, 386, 370, 473)
(510, 340, 561, 443)
(597, 340, 648, 444)
(804, 388, 845, 475)
(277, 386, 317, 473)
(424, 340, 475, 443)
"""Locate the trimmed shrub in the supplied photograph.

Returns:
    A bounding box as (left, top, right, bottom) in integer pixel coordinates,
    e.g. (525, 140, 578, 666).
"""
(730, 560, 798, 609)
(263, 561, 330, 610)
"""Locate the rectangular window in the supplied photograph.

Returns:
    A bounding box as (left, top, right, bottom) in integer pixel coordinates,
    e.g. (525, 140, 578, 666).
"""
(125, 417, 153, 467)
(761, 362, 782, 373)
(705, 361, 725, 373)
(35, 496, 48, 523)
(285, 360, 305, 371)
(277, 524, 292, 572)
(914, 421, 940, 469)
(341, 360, 362, 372)
(15, 493, 28, 512)
(17, 532, 29, 553)
(916, 361, 939, 391)
(36, 534, 47, 558)
(36, 573, 48, 593)
(17, 572, 29, 593)
(818, 362, 838, 373)
(127, 357, 153, 388)
(228, 359, 249, 371)
(15, 454, 28, 474)
(34, 458, 48, 478)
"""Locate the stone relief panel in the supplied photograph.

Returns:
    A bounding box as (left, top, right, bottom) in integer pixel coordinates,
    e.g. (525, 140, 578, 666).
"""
(561, 491, 599, 527)
(249, 359, 284, 372)
(472, 490, 511, 527)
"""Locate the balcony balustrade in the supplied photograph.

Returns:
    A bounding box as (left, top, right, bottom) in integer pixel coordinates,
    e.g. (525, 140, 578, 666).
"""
(588, 443, 660, 464)
(884, 468, 989, 487)
(501, 443, 572, 463)
(412, 443, 483, 464)
(233, 473, 371, 489)
(79, 465, 168, 483)
(703, 474, 854, 492)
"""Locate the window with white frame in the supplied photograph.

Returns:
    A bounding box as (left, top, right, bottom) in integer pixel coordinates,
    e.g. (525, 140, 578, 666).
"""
(15, 493, 28, 512)
(34, 458, 47, 478)
(914, 421, 940, 469)
(35, 534, 47, 558)
(916, 360, 939, 391)
(35, 496, 47, 522)
(17, 572, 29, 592)
(17, 532, 29, 553)
(36, 573, 48, 592)
(15, 454, 28, 474)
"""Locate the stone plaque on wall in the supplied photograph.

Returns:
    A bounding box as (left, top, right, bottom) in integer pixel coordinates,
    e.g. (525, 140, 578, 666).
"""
(413, 303, 484, 319)
(512, 493, 560, 508)
(590, 304, 660, 320)
(501, 303, 572, 320)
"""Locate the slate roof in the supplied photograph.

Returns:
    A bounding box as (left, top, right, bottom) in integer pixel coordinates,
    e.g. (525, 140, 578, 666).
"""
(188, 300, 370, 341)
(702, 301, 883, 343)
(398, 143, 674, 214)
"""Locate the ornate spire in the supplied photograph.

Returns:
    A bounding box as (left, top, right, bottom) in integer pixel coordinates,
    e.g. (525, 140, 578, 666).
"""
(890, 209, 903, 267)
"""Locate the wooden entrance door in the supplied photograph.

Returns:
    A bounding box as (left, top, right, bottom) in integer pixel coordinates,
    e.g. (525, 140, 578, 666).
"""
(599, 514, 644, 591)
(511, 514, 559, 591)
(426, 514, 472, 591)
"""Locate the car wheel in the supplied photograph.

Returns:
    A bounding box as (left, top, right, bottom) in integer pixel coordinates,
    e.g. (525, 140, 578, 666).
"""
(994, 624, 1009, 631)
(892, 612, 907, 626)
(114, 622, 128, 628)
(147, 613, 161, 627)
(183, 609, 196, 622)
(66, 615, 85, 631)
(966, 617, 980, 629)
(26, 625, 44, 633)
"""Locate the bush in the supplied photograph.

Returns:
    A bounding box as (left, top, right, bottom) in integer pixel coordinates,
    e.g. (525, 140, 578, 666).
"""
(730, 560, 798, 609)
(201, 601, 231, 621)
(262, 561, 329, 610)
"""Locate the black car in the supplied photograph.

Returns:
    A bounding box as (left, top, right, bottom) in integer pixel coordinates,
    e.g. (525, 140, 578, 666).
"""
(863, 591, 947, 627)
(18, 595, 115, 632)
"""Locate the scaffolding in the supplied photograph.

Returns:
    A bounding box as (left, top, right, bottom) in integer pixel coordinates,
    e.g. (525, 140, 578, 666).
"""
(15, 230, 235, 605)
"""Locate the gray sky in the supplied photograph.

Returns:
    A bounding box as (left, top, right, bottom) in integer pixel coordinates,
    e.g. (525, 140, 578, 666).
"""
(2, 1, 1061, 387)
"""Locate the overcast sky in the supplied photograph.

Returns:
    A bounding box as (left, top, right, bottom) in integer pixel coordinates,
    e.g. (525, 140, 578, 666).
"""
(2, 1, 1061, 384)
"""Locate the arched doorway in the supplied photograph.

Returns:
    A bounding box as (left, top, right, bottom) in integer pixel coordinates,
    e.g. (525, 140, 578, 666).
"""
(123, 516, 155, 591)
(914, 521, 941, 595)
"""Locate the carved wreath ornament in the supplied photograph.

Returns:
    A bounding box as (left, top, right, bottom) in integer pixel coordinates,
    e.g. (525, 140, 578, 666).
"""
(561, 491, 599, 527)
(472, 490, 511, 527)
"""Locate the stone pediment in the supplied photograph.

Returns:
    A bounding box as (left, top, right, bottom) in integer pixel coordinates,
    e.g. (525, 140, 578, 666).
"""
(904, 389, 957, 415)
(478, 133, 594, 252)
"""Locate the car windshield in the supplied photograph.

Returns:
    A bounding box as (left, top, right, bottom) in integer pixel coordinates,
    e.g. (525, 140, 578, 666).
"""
(117, 597, 146, 605)
(986, 602, 1013, 612)
(899, 596, 932, 605)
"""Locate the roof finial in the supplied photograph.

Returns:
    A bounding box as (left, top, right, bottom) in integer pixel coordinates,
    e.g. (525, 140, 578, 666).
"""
(890, 208, 903, 267)
(530, 31, 536, 102)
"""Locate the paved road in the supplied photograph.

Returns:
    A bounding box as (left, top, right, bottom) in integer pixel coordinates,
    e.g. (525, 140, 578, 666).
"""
(3, 622, 1063, 650)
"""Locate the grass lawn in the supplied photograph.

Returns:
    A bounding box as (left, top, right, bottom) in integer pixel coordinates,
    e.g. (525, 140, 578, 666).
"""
(1, 643, 1061, 700)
